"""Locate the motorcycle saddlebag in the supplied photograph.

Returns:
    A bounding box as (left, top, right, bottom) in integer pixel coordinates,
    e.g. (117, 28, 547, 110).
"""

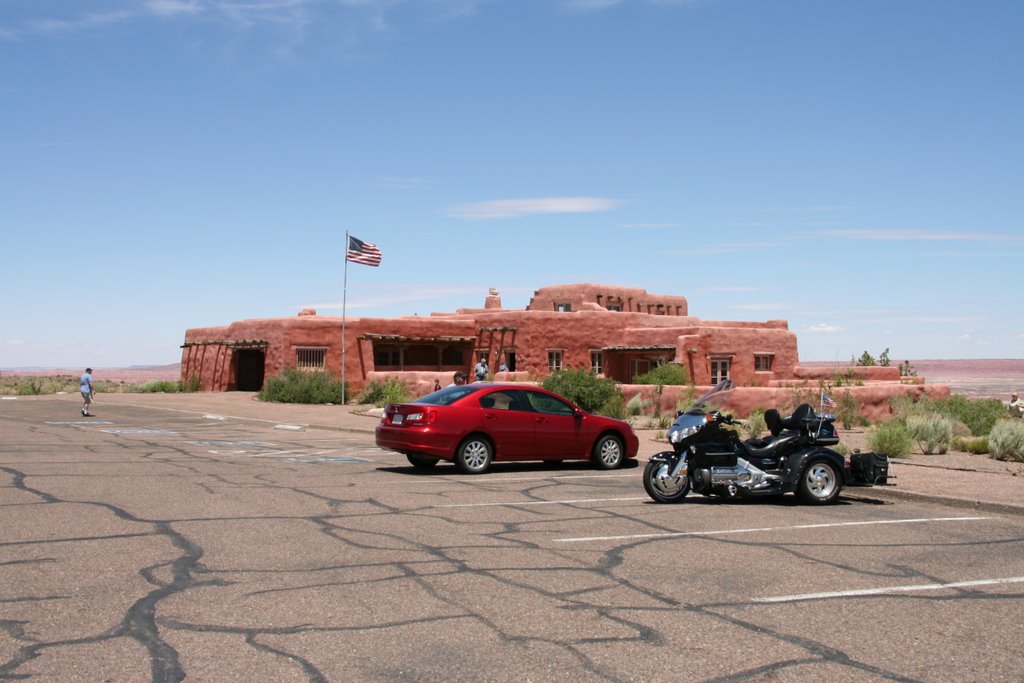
(850, 451, 889, 485)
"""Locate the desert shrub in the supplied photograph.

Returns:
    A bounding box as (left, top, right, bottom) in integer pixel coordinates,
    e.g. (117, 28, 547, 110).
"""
(890, 394, 1006, 437)
(182, 374, 202, 392)
(906, 414, 952, 454)
(835, 390, 862, 429)
(259, 368, 348, 405)
(632, 362, 689, 386)
(988, 420, 1024, 462)
(867, 419, 913, 459)
(658, 414, 673, 430)
(541, 368, 620, 414)
(675, 385, 700, 413)
(130, 380, 182, 393)
(626, 394, 651, 416)
(952, 435, 989, 455)
(357, 377, 412, 407)
(743, 408, 767, 439)
(596, 394, 628, 420)
(642, 416, 658, 429)
(834, 443, 850, 456)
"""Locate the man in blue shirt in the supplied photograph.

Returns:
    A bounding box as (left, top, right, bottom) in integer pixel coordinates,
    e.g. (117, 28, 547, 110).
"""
(80, 368, 94, 416)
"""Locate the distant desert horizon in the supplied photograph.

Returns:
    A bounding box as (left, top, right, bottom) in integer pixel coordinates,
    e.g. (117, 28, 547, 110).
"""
(3, 359, 1021, 400)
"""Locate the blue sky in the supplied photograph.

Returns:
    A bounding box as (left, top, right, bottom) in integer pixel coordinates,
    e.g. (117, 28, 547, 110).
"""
(2, 0, 1021, 368)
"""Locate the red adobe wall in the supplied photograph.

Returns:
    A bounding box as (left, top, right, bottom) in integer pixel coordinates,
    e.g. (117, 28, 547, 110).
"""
(180, 284, 946, 417)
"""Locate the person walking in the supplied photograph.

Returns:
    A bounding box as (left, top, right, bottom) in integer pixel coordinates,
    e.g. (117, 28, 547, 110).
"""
(80, 368, 95, 416)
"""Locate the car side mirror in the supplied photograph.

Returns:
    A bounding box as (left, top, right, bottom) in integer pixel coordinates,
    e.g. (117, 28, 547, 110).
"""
(573, 407, 584, 419)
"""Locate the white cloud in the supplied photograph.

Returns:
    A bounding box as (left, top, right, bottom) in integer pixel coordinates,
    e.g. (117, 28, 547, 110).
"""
(665, 243, 773, 255)
(146, 0, 203, 17)
(817, 229, 1022, 242)
(807, 323, 845, 333)
(446, 196, 623, 220)
(728, 303, 789, 312)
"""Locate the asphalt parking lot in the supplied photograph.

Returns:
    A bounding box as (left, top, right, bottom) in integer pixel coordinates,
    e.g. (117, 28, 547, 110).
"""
(3, 395, 1024, 682)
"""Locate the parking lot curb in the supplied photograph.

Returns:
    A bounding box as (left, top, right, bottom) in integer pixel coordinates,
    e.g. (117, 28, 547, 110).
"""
(844, 485, 1024, 517)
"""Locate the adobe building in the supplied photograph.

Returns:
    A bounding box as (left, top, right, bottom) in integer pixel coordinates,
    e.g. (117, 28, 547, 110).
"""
(180, 283, 946, 419)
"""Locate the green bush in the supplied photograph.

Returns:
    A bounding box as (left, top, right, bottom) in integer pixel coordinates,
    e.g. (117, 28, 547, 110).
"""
(867, 419, 913, 458)
(906, 414, 952, 454)
(182, 374, 202, 392)
(626, 393, 651, 416)
(259, 368, 349, 405)
(357, 377, 412, 407)
(632, 362, 689, 386)
(743, 408, 766, 439)
(988, 420, 1024, 462)
(596, 394, 628, 420)
(952, 435, 989, 455)
(835, 390, 862, 430)
(130, 380, 182, 393)
(542, 369, 620, 414)
(889, 394, 1006, 437)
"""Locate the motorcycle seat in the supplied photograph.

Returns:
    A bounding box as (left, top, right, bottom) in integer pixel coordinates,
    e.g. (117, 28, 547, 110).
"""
(742, 434, 797, 460)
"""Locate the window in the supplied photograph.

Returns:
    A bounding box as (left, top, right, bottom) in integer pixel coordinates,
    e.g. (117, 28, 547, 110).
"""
(374, 346, 401, 367)
(555, 302, 572, 312)
(524, 390, 574, 416)
(295, 347, 326, 371)
(441, 345, 464, 366)
(754, 354, 774, 372)
(547, 350, 564, 372)
(711, 358, 731, 384)
(631, 358, 653, 378)
(606, 304, 622, 312)
(590, 350, 604, 375)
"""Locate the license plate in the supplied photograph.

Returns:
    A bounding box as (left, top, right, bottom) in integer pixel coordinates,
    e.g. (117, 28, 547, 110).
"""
(391, 414, 404, 425)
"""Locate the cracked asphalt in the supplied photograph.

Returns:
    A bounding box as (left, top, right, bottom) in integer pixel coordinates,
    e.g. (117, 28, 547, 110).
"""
(2, 393, 1024, 682)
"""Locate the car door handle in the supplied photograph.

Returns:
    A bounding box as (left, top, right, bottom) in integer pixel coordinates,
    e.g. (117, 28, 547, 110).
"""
(485, 414, 498, 420)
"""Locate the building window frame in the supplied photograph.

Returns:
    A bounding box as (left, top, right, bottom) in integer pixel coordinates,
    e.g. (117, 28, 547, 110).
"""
(554, 302, 572, 312)
(295, 346, 327, 371)
(590, 350, 604, 375)
(710, 356, 732, 385)
(754, 353, 774, 372)
(547, 349, 564, 372)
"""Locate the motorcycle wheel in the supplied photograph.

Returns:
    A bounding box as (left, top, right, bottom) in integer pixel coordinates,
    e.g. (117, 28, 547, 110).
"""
(796, 459, 841, 505)
(406, 454, 439, 470)
(455, 435, 493, 474)
(643, 460, 690, 503)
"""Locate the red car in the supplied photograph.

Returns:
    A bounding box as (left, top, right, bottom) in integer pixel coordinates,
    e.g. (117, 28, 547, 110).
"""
(375, 383, 639, 474)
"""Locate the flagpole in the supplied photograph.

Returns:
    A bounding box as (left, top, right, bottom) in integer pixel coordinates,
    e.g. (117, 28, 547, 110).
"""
(341, 230, 349, 405)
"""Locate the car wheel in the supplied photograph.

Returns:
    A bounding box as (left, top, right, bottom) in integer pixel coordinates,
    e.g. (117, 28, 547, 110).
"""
(592, 434, 625, 470)
(406, 454, 439, 470)
(797, 459, 841, 505)
(455, 436, 493, 474)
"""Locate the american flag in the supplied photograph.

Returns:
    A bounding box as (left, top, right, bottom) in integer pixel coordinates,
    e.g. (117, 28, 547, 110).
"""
(346, 235, 382, 267)
(821, 394, 837, 410)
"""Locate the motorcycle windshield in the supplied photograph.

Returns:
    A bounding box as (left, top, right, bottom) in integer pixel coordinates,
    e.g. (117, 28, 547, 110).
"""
(683, 379, 734, 414)
(667, 380, 735, 444)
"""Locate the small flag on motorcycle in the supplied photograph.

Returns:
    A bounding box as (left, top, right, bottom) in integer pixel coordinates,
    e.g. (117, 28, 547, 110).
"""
(821, 394, 837, 410)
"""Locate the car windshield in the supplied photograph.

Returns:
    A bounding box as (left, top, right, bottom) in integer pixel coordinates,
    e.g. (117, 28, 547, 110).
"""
(415, 385, 484, 406)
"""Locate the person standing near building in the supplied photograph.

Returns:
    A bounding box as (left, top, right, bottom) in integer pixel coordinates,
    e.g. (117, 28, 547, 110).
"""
(1009, 392, 1024, 419)
(80, 368, 95, 416)
(474, 358, 489, 382)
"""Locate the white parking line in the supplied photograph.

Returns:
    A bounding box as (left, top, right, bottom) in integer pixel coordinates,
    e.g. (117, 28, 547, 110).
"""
(755, 576, 1024, 604)
(436, 496, 648, 508)
(380, 472, 637, 485)
(554, 516, 990, 543)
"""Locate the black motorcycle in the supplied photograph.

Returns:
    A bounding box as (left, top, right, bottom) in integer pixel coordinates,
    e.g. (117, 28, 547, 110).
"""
(643, 380, 851, 505)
